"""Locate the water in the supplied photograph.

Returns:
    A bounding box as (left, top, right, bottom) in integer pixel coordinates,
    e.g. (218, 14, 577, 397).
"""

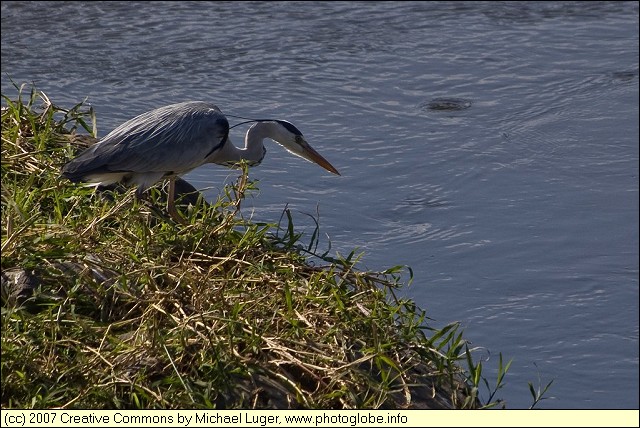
(2, 1, 638, 409)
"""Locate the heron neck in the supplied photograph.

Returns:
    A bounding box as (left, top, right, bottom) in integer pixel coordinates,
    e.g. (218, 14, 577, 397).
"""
(209, 122, 275, 165)
(245, 121, 277, 154)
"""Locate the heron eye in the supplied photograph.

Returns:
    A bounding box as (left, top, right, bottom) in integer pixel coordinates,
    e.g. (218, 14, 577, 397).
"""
(295, 136, 304, 145)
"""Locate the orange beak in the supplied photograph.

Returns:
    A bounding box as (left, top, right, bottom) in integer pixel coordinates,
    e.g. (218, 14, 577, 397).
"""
(300, 142, 340, 175)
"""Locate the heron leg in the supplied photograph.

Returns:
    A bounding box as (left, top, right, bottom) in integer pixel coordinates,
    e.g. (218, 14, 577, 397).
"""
(167, 178, 187, 225)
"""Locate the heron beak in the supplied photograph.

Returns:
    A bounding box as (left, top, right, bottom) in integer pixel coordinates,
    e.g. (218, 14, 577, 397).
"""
(300, 142, 341, 175)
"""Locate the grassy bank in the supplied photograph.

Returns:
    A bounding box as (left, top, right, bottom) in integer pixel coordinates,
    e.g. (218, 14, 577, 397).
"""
(2, 84, 514, 409)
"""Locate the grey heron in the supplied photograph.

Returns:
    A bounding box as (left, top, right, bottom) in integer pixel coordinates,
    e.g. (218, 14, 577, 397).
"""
(61, 101, 340, 223)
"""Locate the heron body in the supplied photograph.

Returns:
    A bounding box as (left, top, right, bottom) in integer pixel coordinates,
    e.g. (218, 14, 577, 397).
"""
(62, 101, 340, 222)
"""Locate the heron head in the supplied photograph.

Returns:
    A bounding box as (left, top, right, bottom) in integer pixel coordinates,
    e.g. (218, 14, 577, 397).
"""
(267, 120, 340, 175)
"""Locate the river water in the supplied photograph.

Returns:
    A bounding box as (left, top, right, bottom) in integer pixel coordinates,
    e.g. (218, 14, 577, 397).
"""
(2, 1, 638, 409)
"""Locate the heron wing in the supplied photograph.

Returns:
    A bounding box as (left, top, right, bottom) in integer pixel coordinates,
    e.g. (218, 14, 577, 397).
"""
(62, 101, 229, 182)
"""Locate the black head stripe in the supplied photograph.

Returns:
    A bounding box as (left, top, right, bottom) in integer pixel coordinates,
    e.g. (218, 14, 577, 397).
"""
(230, 119, 303, 137)
(274, 120, 303, 136)
(231, 118, 303, 136)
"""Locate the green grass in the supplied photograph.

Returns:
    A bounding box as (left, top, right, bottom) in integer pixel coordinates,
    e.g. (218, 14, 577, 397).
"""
(1, 83, 538, 409)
